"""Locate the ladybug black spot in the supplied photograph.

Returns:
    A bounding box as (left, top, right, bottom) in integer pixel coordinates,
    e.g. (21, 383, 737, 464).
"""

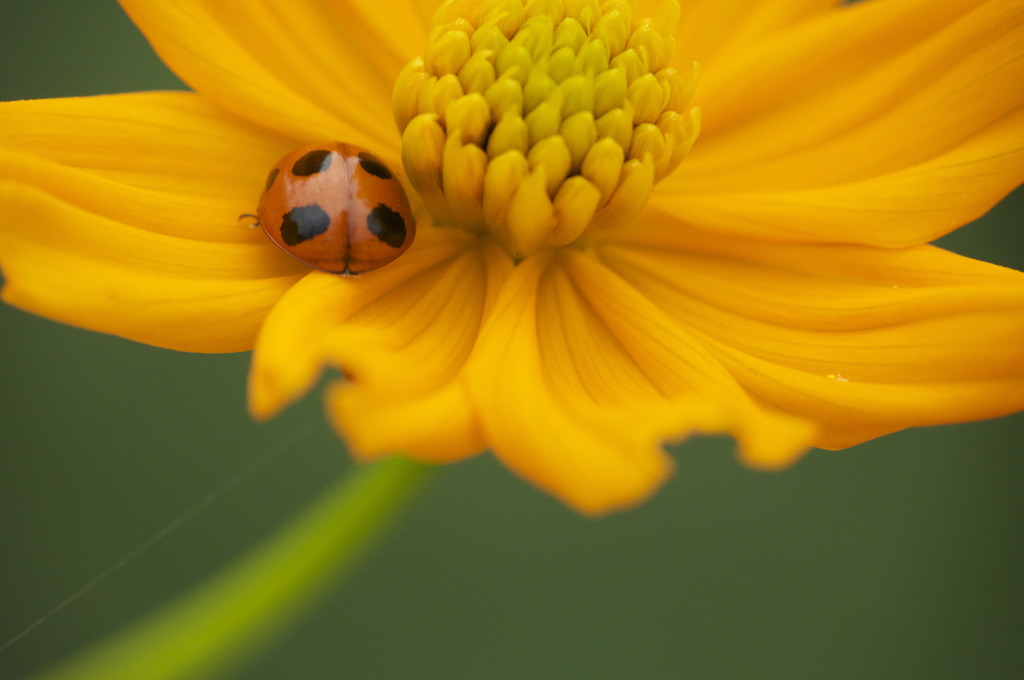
(263, 167, 280, 192)
(280, 204, 331, 245)
(357, 153, 393, 180)
(291, 149, 333, 177)
(366, 204, 407, 248)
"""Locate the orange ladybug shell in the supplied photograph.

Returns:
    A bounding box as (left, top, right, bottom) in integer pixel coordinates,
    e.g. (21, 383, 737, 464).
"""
(257, 143, 415, 275)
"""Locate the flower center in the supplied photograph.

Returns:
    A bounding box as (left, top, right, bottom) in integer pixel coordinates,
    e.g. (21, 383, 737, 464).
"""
(393, 0, 699, 258)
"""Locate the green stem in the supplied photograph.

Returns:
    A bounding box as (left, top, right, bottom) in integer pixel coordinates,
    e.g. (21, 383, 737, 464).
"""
(31, 457, 433, 680)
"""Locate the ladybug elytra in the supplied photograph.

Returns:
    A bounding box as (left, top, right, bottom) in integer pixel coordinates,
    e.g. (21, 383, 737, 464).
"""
(255, 142, 415, 275)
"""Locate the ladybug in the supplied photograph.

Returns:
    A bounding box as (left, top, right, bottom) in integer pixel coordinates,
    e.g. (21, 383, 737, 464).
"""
(255, 142, 415, 275)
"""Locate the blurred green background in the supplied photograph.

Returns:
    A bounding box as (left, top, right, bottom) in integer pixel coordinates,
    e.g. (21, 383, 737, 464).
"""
(1, 2, 1023, 679)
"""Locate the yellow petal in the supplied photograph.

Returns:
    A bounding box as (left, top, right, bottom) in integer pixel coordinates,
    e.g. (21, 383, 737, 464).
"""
(601, 222, 1024, 449)
(668, 0, 838, 70)
(0, 182, 301, 353)
(0, 92, 295, 241)
(690, 0, 989, 142)
(249, 226, 513, 462)
(465, 249, 813, 515)
(118, 0, 427, 150)
(658, 0, 1024, 246)
(0, 93, 308, 352)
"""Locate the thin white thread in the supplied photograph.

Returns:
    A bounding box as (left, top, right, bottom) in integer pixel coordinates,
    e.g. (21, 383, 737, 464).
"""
(0, 419, 320, 655)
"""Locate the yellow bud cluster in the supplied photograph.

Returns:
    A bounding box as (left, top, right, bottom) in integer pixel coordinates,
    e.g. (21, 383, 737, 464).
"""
(393, 0, 699, 258)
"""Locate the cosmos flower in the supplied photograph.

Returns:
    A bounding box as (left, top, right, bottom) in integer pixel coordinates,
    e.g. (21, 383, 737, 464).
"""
(1, 0, 1022, 515)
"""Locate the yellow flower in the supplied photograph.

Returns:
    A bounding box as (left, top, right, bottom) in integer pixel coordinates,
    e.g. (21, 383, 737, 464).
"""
(1, 0, 1023, 515)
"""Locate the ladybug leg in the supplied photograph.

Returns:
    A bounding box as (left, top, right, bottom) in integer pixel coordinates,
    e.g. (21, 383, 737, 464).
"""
(238, 213, 261, 228)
